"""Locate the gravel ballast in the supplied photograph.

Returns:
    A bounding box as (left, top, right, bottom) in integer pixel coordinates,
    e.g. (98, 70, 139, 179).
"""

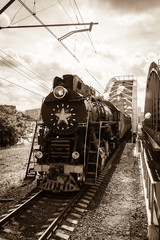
(70, 143, 148, 240)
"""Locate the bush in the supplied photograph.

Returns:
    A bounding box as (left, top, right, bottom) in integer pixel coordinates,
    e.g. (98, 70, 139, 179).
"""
(0, 105, 28, 147)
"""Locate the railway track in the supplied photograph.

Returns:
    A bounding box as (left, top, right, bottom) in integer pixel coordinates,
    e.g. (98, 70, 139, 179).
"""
(0, 189, 83, 240)
(53, 144, 125, 240)
(0, 190, 43, 227)
(0, 142, 125, 240)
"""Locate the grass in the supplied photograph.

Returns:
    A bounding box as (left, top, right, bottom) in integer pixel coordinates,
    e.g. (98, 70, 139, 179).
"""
(0, 143, 31, 196)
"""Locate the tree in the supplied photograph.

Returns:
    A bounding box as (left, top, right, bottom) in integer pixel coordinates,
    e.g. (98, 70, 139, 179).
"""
(0, 105, 28, 147)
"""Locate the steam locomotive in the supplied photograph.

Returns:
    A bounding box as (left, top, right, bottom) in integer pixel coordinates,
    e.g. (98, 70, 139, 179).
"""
(26, 74, 131, 192)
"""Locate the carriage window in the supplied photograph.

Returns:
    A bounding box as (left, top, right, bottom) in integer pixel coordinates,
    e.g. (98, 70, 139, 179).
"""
(77, 81, 82, 89)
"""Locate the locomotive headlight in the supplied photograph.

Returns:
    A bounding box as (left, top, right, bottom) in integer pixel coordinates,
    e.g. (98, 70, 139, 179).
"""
(53, 86, 68, 99)
(35, 151, 43, 159)
(72, 151, 80, 160)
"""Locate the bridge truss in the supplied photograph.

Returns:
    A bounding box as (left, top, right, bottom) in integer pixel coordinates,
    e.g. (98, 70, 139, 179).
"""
(104, 75, 137, 139)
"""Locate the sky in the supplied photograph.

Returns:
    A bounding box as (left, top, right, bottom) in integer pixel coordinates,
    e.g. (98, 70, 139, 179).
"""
(0, 0, 160, 112)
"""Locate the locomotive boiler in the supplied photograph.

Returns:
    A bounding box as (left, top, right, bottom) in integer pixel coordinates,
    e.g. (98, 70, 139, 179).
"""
(25, 74, 131, 192)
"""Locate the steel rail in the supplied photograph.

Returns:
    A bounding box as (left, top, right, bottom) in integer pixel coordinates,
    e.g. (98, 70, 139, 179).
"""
(0, 190, 43, 227)
(38, 190, 82, 240)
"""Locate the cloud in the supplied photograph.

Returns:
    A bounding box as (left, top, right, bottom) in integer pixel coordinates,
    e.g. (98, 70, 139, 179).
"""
(0, 53, 19, 68)
(104, 0, 160, 12)
(122, 53, 147, 76)
(0, 0, 160, 112)
(0, 42, 82, 111)
(0, 75, 44, 111)
(0, 13, 10, 27)
(113, 12, 152, 27)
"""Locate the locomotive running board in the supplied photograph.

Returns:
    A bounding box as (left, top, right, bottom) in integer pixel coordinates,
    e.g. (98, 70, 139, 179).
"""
(38, 175, 80, 192)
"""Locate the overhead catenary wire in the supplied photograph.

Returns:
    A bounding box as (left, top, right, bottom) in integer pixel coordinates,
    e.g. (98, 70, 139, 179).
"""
(33, 0, 36, 15)
(84, 68, 104, 90)
(0, 76, 44, 97)
(69, 0, 80, 23)
(58, 0, 89, 55)
(58, 0, 96, 53)
(73, 0, 97, 53)
(58, 0, 74, 23)
(12, 0, 61, 25)
(16, 0, 104, 92)
(0, 48, 51, 88)
(0, 1, 103, 92)
(0, 56, 49, 91)
(10, 0, 26, 24)
(17, 0, 80, 63)
(0, 60, 49, 91)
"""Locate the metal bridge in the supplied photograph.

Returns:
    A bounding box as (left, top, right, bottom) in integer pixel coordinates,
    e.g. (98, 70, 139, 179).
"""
(104, 75, 137, 139)
(144, 61, 160, 142)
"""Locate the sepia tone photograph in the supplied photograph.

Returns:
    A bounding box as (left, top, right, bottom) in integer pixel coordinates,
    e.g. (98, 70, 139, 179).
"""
(0, 0, 160, 239)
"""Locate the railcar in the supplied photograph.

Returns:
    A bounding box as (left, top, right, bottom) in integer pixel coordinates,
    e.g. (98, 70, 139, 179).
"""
(25, 74, 131, 192)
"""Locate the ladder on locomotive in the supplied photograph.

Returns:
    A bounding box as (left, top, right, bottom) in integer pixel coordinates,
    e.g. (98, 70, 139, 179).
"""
(85, 121, 103, 185)
(25, 122, 39, 180)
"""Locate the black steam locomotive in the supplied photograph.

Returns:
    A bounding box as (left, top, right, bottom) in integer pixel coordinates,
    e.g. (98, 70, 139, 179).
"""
(26, 74, 131, 192)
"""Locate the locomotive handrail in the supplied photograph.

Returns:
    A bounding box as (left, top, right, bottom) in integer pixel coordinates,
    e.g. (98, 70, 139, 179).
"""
(84, 110, 90, 173)
(96, 121, 102, 179)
